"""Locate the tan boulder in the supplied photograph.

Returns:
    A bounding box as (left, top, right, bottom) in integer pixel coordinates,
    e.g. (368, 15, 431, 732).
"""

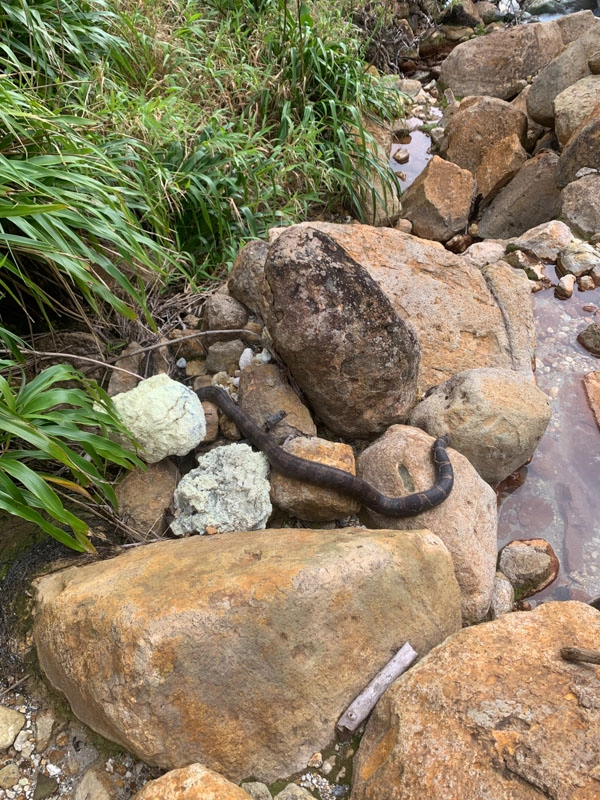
(442, 96, 527, 177)
(583, 370, 600, 431)
(439, 19, 565, 100)
(269, 222, 535, 393)
(131, 764, 253, 800)
(238, 363, 317, 445)
(357, 425, 497, 624)
(261, 226, 420, 437)
(478, 150, 561, 239)
(527, 24, 600, 126)
(476, 134, 528, 205)
(400, 156, 475, 243)
(507, 220, 574, 262)
(33, 528, 461, 784)
(408, 368, 552, 484)
(228, 239, 270, 316)
(554, 75, 600, 146)
(270, 437, 360, 521)
(351, 601, 600, 800)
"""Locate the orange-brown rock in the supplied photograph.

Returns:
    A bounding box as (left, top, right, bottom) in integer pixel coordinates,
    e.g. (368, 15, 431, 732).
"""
(476, 134, 528, 205)
(130, 764, 253, 800)
(270, 437, 360, 521)
(116, 459, 179, 539)
(555, 104, 600, 188)
(33, 528, 461, 784)
(261, 227, 420, 437)
(583, 371, 600, 430)
(237, 363, 316, 445)
(352, 601, 600, 800)
(400, 155, 475, 243)
(269, 222, 535, 393)
(357, 425, 497, 624)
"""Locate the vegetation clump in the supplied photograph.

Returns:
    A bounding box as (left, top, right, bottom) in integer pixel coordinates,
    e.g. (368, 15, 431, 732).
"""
(0, 0, 408, 549)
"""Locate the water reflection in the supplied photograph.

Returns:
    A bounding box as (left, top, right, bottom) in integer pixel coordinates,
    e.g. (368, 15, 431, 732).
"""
(497, 284, 600, 602)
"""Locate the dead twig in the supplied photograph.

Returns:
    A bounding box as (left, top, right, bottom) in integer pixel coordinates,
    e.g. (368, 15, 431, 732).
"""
(561, 646, 600, 665)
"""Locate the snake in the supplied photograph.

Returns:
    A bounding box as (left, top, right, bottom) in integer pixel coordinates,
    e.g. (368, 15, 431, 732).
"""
(196, 385, 454, 517)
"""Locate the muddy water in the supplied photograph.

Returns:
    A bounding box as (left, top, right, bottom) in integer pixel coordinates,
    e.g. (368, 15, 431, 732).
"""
(497, 285, 600, 603)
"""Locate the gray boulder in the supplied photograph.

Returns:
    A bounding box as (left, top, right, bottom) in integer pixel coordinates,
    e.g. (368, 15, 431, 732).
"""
(555, 103, 600, 188)
(559, 174, 600, 237)
(261, 226, 420, 437)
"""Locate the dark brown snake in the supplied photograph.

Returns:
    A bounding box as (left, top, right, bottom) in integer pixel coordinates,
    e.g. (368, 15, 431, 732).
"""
(196, 385, 454, 517)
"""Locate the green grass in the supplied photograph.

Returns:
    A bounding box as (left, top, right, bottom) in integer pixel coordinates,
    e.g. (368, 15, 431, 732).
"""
(0, 0, 411, 550)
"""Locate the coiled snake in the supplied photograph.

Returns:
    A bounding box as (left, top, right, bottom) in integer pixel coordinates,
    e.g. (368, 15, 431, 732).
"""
(196, 385, 454, 516)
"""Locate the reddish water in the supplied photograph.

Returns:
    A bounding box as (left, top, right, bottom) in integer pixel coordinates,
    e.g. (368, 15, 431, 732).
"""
(497, 285, 600, 603)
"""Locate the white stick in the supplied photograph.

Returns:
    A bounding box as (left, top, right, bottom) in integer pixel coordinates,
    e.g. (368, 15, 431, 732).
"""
(336, 642, 418, 732)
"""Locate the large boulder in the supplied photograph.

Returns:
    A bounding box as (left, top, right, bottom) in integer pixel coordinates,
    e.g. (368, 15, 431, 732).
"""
(559, 174, 600, 237)
(442, 96, 527, 184)
(33, 528, 462, 784)
(438, 18, 565, 100)
(555, 104, 600, 188)
(526, 24, 600, 126)
(356, 425, 497, 624)
(268, 222, 535, 393)
(478, 151, 561, 239)
(351, 601, 600, 800)
(261, 226, 420, 437)
(399, 155, 475, 242)
(408, 368, 552, 484)
(554, 75, 600, 146)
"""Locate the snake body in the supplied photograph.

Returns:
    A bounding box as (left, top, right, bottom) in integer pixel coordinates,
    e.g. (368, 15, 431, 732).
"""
(196, 385, 454, 517)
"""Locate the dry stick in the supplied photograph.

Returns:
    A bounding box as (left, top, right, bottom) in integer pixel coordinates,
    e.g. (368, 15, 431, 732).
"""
(337, 643, 418, 732)
(561, 646, 600, 665)
(0, 348, 144, 380)
(0, 674, 30, 697)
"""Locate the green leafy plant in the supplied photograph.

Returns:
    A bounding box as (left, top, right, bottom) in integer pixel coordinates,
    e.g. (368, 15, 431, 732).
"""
(0, 362, 143, 553)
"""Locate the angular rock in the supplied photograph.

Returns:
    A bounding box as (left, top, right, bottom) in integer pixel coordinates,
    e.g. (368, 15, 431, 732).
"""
(510, 84, 548, 152)
(555, 105, 600, 188)
(237, 363, 316, 445)
(409, 368, 552, 484)
(351, 601, 600, 800)
(556, 8, 600, 44)
(478, 151, 561, 239)
(270, 437, 360, 521)
(556, 273, 577, 299)
(357, 117, 402, 227)
(131, 764, 253, 800)
(33, 528, 462, 784)
(171, 443, 271, 535)
(498, 538, 559, 598)
(269, 222, 535, 393)
(461, 240, 506, 269)
(241, 782, 271, 800)
(0, 706, 25, 749)
(439, 19, 565, 100)
(400, 155, 475, 242)
(205, 339, 246, 374)
(583, 370, 600, 434)
(116, 459, 179, 539)
(357, 425, 497, 624)
(261, 226, 420, 437)
(476, 134, 528, 205)
(554, 75, 600, 146)
(228, 239, 270, 317)
(507, 220, 574, 262)
(559, 174, 600, 237)
(577, 322, 600, 356)
(442, 96, 527, 177)
(73, 766, 116, 800)
(527, 25, 600, 126)
(0, 763, 19, 790)
(110, 375, 206, 464)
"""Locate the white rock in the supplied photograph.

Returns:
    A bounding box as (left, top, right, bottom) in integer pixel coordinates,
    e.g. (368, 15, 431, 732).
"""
(171, 443, 271, 535)
(111, 375, 206, 463)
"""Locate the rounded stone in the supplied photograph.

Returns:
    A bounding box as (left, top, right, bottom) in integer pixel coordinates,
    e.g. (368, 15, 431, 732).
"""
(498, 538, 560, 599)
